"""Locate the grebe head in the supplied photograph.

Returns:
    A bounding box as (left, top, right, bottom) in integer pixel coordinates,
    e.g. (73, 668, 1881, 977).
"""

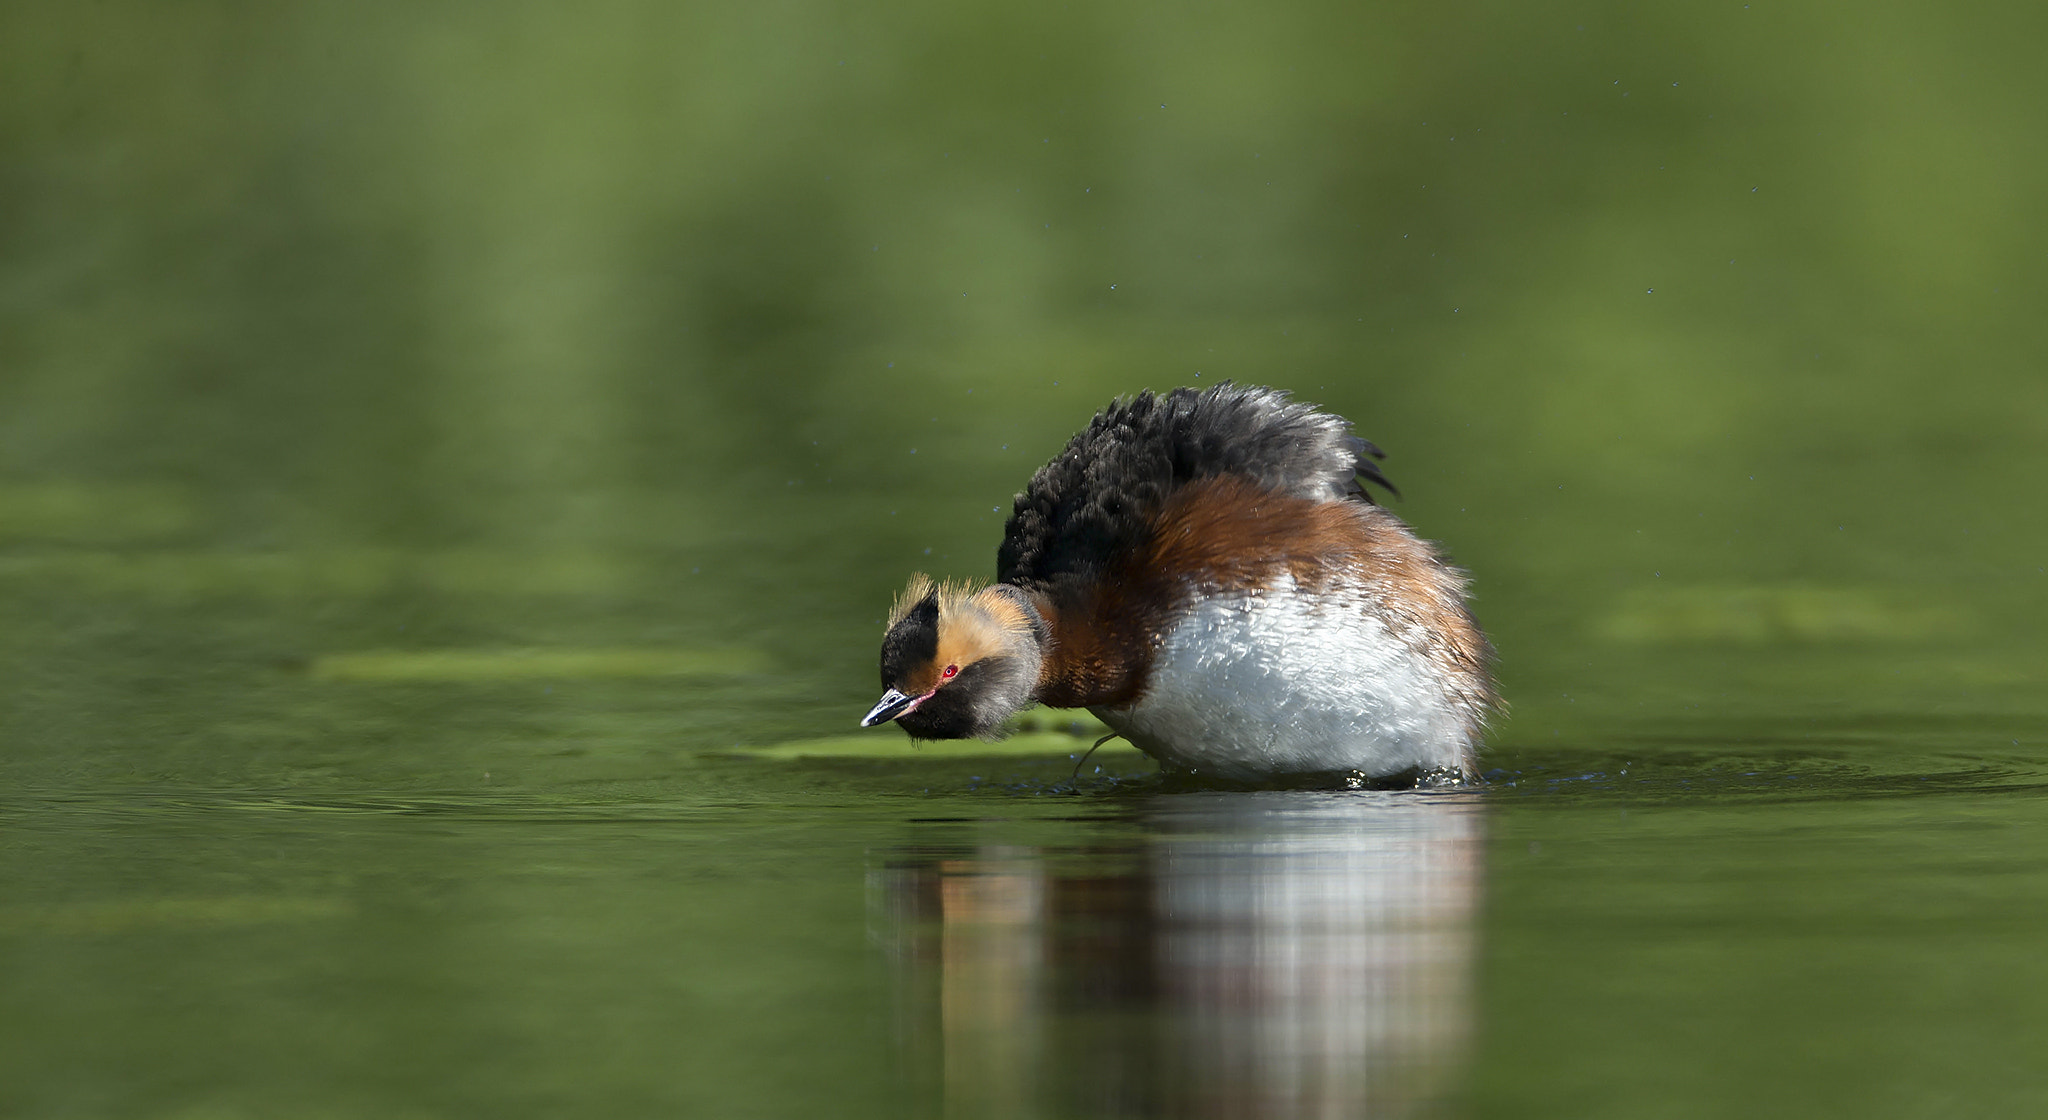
(861, 574, 1045, 739)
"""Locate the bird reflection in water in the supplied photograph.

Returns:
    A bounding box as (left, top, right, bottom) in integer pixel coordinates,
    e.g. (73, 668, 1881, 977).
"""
(870, 791, 1483, 1118)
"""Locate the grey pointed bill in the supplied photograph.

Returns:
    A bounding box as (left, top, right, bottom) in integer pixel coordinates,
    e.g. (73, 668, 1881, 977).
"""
(861, 688, 923, 727)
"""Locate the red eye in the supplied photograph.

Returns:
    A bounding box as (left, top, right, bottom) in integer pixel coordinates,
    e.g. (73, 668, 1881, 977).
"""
(941, 664, 959, 680)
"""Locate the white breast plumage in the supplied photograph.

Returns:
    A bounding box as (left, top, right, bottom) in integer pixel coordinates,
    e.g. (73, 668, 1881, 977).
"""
(1091, 572, 1476, 780)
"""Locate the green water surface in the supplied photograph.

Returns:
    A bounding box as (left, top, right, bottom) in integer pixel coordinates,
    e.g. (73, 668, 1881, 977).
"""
(4, 1, 2046, 1116)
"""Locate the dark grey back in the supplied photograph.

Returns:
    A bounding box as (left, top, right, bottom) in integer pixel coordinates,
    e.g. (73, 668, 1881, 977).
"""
(996, 383, 1395, 588)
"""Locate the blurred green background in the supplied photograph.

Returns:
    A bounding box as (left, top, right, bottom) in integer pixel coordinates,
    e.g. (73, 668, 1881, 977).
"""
(3, 0, 2046, 1116)
(5, 0, 2044, 746)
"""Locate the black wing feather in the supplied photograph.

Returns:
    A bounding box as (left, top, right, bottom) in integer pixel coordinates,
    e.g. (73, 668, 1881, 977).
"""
(997, 382, 1398, 588)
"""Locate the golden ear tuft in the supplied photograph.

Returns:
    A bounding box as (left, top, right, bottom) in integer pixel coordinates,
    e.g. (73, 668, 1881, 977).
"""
(969, 585, 1032, 635)
(886, 573, 983, 628)
(888, 573, 936, 626)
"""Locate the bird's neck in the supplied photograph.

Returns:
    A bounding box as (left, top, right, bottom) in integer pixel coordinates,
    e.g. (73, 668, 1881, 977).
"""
(1014, 582, 1154, 710)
